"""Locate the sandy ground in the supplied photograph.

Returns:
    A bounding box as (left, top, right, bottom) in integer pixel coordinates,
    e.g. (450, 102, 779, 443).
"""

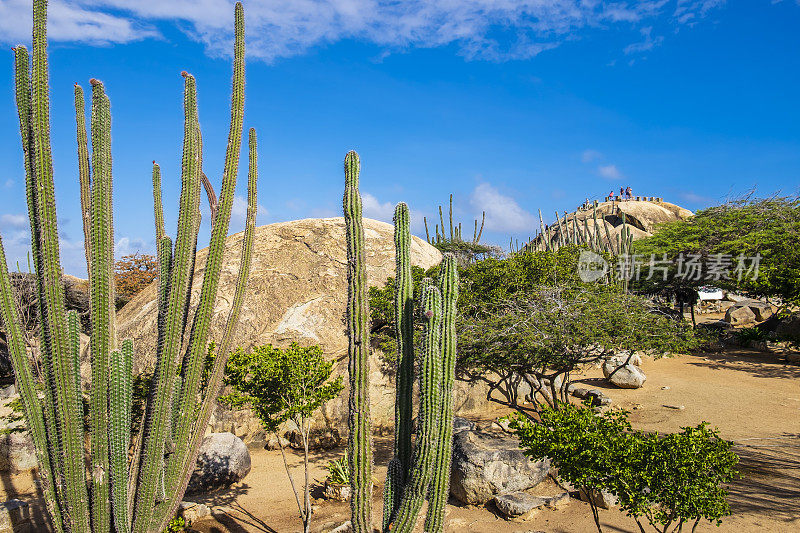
(3, 347, 799, 532)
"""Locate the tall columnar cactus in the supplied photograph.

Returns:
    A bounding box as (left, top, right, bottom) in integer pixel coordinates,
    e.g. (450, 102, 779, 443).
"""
(344, 150, 374, 533)
(0, 1, 256, 531)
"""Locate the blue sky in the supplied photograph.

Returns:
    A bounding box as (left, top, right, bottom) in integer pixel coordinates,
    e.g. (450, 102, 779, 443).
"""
(0, 0, 798, 276)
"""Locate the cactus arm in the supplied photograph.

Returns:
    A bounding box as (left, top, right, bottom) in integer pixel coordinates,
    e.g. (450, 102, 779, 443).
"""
(476, 211, 485, 244)
(74, 84, 92, 274)
(154, 125, 257, 531)
(29, 1, 92, 528)
(152, 162, 165, 240)
(424, 254, 459, 533)
(0, 235, 64, 530)
(448, 194, 454, 240)
(109, 340, 133, 533)
(162, 3, 246, 516)
(344, 150, 374, 533)
(132, 69, 202, 533)
(424, 216, 430, 244)
(13, 44, 64, 512)
(389, 284, 443, 533)
(393, 202, 414, 480)
(87, 78, 115, 532)
(538, 209, 549, 252)
(438, 205, 446, 244)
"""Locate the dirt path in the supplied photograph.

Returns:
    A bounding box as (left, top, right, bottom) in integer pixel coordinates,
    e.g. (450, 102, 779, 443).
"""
(3, 348, 799, 532)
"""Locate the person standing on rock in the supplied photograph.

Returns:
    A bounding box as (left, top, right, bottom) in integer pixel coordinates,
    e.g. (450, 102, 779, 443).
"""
(626, 186, 632, 200)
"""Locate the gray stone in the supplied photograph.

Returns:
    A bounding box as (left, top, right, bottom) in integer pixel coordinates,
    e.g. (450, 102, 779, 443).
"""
(603, 361, 646, 389)
(450, 430, 550, 505)
(724, 306, 756, 326)
(494, 492, 548, 519)
(579, 487, 618, 509)
(585, 389, 612, 406)
(776, 313, 800, 342)
(453, 416, 475, 433)
(571, 388, 588, 399)
(0, 432, 37, 473)
(609, 352, 642, 367)
(0, 499, 31, 533)
(187, 432, 251, 494)
(178, 501, 210, 523)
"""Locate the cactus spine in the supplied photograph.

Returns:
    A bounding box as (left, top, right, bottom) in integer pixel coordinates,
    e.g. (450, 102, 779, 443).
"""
(344, 150, 374, 533)
(0, 2, 256, 531)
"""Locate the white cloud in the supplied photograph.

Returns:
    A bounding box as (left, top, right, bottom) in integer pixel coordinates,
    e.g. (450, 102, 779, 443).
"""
(470, 182, 535, 232)
(115, 236, 147, 256)
(0, 0, 157, 45)
(4, 179, 14, 188)
(1, 214, 27, 229)
(231, 194, 269, 220)
(624, 26, 664, 54)
(581, 149, 603, 163)
(361, 192, 395, 223)
(0, 0, 735, 61)
(598, 164, 623, 180)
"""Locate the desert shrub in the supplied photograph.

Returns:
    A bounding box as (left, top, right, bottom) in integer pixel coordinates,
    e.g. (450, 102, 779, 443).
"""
(115, 253, 157, 299)
(221, 343, 343, 533)
(510, 404, 739, 533)
(459, 283, 699, 409)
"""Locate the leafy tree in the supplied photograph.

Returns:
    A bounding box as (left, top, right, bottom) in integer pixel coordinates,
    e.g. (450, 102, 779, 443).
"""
(510, 404, 739, 533)
(114, 252, 157, 299)
(221, 343, 344, 533)
(459, 283, 700, 410)
(632, 195, 800, 310)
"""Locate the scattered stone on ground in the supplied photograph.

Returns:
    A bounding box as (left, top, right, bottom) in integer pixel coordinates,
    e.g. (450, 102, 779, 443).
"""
(450, 429, 550, 505)
(178, 501, 211, 523)
(585, 389, 612, 406)
(0, 499, 30, 533)
(661, 386, 670, 390)
(603, 360, 647, 389)
(579, 487, 618, 509)
(187, 432, 251, 494)
(323, 481, 351, 502)
(664, 404, 685, 410)
(0, 386, 15, 400)
(494, 491, 571, 520)
(326, 521, 352, 533)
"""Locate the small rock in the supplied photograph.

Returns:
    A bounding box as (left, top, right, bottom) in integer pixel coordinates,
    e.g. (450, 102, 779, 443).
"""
(178, 501, 210, 524)
(323, 481, 351, 501)
(492, 417, 512, 433)
(494, 492, 547, 520)
(724, 306, 756, 326)
(545, 491, 571, 509)
(664, 404, 685, 410)
(0, 385, 16, 400)
(585, 390, 612, 406)
(661, 386, 670, 390)
(0, 499, 31, 532)
(579, 487, 618, 509)
(264, 435, 292, 450)
(187, 432, 251, 494)
(327, 521, 352, 533)
(571, 388, 588, 399)
(453, 416, 476, 433)
(603, 361, 646, 389)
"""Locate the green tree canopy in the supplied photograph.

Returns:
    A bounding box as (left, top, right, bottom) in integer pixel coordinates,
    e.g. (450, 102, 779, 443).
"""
(632, 195, 800, 307)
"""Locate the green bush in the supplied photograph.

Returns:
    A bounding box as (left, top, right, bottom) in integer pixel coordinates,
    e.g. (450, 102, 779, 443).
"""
(510, 404, 739, 533)
(326, 457, 351, 485)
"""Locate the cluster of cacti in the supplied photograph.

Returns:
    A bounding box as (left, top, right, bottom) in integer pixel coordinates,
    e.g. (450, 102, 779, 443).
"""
(524, 206, 633, 259)
(344, 151, 459, 533)
(0, 1, 257, 531)
(424, 194, 485, 245)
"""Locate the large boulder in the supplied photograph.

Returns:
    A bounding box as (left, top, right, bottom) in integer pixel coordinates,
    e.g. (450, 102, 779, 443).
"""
(602, 361, 646, 389)
(186, 432, 251, 494)
(117, 218, 442, 438)
(776, 312, 800, 342)
(449, 430, 550, 505)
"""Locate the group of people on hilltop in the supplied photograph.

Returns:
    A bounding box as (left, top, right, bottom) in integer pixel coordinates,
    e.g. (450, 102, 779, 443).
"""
(610, 186, 633, 201)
